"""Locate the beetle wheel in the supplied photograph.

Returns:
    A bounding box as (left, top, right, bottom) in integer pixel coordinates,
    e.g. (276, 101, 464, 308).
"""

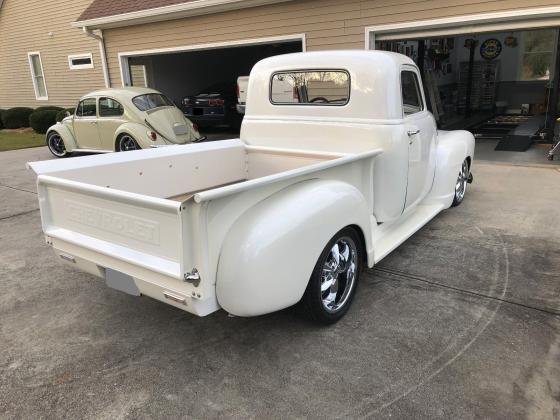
(117, 134, 140, 151)
(46, 132, 69, 158)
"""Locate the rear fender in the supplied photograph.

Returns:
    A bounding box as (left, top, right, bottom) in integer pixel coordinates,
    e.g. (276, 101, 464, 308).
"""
(427, 130, 475, 207)
(216, 179, 372, 317)
(114, 122, 167, 150)
(47, 122, 78, 152)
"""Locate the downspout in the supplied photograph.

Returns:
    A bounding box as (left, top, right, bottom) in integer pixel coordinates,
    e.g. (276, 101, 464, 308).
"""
(83, 27, 110, 88)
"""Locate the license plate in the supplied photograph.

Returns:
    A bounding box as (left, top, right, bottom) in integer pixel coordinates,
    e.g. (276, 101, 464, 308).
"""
(105, 268, 140, 296)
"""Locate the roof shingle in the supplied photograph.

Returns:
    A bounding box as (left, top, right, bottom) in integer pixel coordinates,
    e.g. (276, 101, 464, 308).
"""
(78, 0, 194, 22)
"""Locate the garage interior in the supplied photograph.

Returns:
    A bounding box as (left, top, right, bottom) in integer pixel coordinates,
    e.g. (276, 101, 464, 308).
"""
(123, 40, 302, 133)
(376, 28, 560, 158)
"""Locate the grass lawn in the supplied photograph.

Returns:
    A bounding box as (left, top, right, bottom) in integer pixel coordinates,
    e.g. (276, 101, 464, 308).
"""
(0, 130, 45, 152)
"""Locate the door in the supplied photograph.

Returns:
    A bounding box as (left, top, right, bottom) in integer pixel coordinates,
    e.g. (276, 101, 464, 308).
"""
(97, 97, 126, 150)
(73, 98, 100, 149)
(401, 68, 437, 209)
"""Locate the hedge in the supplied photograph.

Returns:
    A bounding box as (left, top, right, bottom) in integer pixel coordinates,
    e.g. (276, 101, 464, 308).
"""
(29, 109, 59, 134)
(56, 108, 75, 122)
(1, 107, 34, 129)
(34, 106, 64, 113)
(0, 110, 5, 129)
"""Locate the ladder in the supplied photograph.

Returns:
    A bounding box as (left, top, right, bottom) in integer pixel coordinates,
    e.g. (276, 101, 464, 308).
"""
(424, 70, 444, 123)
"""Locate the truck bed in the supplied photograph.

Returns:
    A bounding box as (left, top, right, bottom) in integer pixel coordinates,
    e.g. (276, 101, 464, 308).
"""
(29, 139, 381, 316)
(30, 139, 344, 202)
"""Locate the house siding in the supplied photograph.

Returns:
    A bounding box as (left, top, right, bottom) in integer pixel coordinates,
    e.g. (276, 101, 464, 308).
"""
(0, 0, 106, 108)
(102, 0, 560, 86)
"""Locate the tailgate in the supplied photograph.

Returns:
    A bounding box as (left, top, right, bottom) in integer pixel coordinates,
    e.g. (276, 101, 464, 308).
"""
(36, 174, 186, 280)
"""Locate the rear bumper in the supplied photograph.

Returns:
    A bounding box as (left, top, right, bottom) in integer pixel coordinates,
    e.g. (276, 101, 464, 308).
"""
(184, 114, 231, 127)
(47, 234, 220, 317)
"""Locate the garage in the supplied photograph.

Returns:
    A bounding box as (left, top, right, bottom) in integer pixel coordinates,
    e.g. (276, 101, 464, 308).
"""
(118, 36, 303, 133)
(368, 10, 560, 158)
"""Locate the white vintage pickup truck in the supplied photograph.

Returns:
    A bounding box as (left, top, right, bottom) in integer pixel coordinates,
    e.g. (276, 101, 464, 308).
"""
(29, 51, 474, 324)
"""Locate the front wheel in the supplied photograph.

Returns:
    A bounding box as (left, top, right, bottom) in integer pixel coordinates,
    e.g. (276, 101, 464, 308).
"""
(451, 159, 470, 207)
(46, 131, 69, 158)
(300, 227, 362, 324)
(117, 134, 140, 152)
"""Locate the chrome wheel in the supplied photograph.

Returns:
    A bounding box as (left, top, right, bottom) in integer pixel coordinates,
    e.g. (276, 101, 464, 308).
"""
(321, 236, 357, 313)
(453, 160, 469, 206)
(301, 227, 362, 324)
(47, 132, 66, 157)
(118, 135, 139, 151)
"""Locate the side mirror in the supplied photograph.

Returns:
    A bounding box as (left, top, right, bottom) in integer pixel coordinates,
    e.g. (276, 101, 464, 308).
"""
(65, 111, 71, 117)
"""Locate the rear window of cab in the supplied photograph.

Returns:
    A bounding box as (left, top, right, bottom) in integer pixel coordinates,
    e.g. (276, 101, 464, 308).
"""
(132, 93, 174, 111)
(270, 70, 350, 105)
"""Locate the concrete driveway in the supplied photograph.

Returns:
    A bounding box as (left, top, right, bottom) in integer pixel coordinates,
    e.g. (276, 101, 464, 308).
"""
(1, 147, 559, 419)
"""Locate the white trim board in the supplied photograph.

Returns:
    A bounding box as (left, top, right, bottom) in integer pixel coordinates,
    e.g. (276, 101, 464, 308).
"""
(365, 6, 560, 47)
(27, 51, 49, 101)
(68, 53, 94, 70)
(118, 33, 306, 87)
(73, 0, 295, 29)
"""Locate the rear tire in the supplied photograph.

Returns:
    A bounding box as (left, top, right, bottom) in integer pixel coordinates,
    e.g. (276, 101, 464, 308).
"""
(117, 134, 140, 151)
(300, 227, 362, 324)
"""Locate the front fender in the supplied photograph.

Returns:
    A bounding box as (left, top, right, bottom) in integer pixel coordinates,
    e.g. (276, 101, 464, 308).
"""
(46, 122, 78, 152)
(216, 179, 372, 317)
(114, 122, 167, 149)
(427, 130, 475, 207)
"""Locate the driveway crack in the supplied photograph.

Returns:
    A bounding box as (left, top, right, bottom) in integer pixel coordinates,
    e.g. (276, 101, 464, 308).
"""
(0, 208, 39, 221)
(0, 183, 37, 195)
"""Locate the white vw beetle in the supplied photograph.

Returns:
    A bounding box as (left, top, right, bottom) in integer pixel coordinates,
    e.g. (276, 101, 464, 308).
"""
(46, 87, 202, 157)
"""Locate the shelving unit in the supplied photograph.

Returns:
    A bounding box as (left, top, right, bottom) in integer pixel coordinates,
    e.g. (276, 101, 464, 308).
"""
(457, 61, 499, 112)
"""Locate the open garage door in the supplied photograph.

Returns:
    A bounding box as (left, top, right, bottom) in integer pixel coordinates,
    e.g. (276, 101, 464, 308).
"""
(118, 35, 304, 134)
(366, 8, 560, 162)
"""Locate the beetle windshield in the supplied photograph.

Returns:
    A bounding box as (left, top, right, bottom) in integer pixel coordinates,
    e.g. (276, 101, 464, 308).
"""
(132, 93, 174, 111)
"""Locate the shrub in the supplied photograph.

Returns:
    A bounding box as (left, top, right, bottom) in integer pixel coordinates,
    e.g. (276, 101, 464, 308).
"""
(34, 106, 64, 113)
(56, 108, 75, 122)
(1, 107, 34, 129)
(0, 110, 4, 129)
(29, 109, 59, 134)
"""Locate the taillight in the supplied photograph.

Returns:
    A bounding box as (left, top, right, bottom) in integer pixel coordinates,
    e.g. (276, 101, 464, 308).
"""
(208, 99, 225, 106)
(192, 123, 199, 132)
(149, 131, 157, 141)
(236, 83, 240, 99)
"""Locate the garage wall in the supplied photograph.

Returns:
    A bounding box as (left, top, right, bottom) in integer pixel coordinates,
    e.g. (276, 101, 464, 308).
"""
(103, 0, 560, 86)
(0, 0, 106, 108)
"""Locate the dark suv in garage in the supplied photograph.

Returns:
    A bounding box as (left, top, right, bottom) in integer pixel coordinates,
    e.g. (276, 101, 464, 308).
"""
(180, 82, 242, 130)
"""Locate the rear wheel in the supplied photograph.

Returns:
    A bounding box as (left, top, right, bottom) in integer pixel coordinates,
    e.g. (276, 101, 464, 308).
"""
(46, 131, 69, 158)
(117, 134, 140, 151)
(301, 227, 362, 324)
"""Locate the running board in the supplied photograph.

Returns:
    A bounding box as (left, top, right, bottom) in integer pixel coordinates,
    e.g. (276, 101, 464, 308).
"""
(372, 203, 445, 263)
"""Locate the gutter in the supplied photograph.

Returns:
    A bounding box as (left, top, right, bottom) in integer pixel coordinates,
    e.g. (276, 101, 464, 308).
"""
(72, 0, 294, 30)
(83, 27, 110, 88)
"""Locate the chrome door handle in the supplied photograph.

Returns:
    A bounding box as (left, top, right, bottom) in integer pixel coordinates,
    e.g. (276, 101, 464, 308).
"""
(90, 120, 97, 124)
(407, 129, 420, 136)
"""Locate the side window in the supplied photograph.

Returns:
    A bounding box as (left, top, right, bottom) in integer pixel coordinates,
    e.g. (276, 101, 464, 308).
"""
(401, 71, 423, 116)
(76, 98, 97, 117)
(99, 97, 124, 117)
